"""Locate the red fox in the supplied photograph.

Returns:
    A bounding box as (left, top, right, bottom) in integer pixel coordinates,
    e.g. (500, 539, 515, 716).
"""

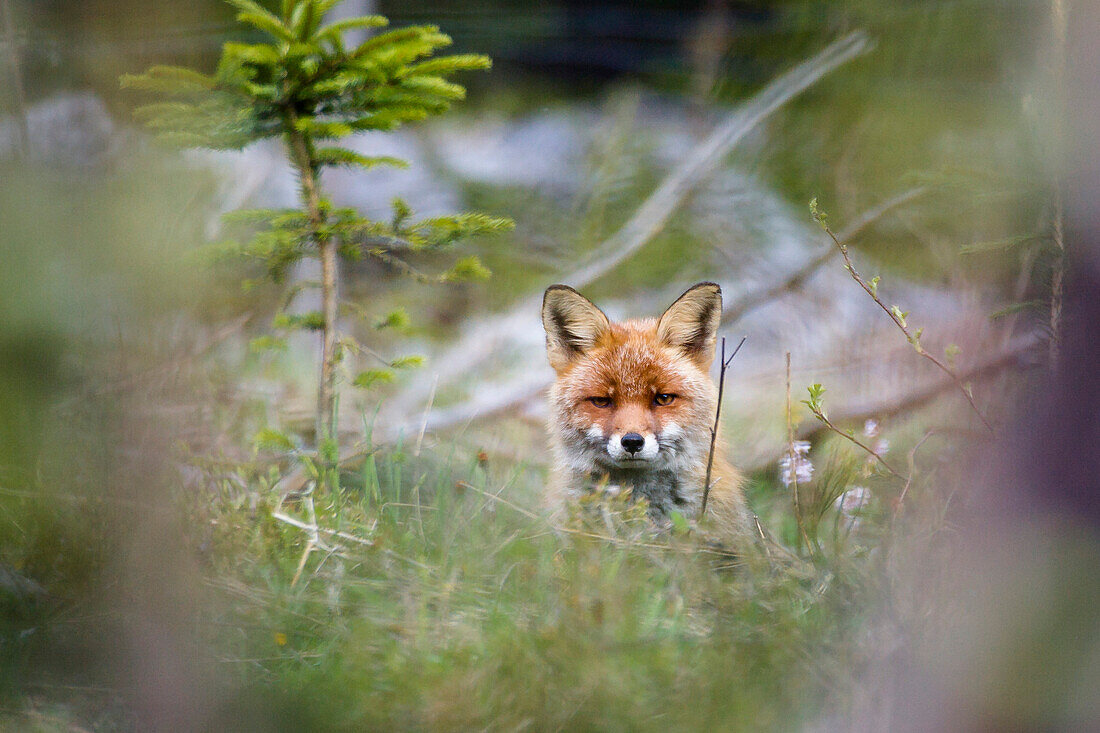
(541, 282, 747, 536)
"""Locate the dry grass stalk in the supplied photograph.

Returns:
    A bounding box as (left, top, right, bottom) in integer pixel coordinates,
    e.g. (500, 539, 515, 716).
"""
(701, 335, 746, 517)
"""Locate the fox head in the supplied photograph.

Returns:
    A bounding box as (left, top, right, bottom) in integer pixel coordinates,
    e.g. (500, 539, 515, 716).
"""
(542, 282, 722, 477)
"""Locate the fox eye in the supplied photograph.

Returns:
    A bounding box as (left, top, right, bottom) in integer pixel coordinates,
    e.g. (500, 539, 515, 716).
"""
(654, 393, 677, 406)
(587, 396, 612, 408)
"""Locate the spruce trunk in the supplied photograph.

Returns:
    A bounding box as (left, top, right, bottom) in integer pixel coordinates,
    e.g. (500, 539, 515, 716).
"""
(287, 124, 339, 450)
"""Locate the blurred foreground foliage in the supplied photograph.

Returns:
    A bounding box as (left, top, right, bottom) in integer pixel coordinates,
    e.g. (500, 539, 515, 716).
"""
(1, 0, 1089, 729)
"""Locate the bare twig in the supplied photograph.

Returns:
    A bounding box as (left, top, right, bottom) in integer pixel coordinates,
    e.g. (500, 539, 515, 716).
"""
(804, 402, 905, 480)
(702, 335, 746, 517)
(271, 511, 375, 547)
(786, 353, 814, 556)
(1049, 0, 1067, 370)
(286, 483, 324, 587)
(892, 429, 935, 523)
(810, 200, 996, 434)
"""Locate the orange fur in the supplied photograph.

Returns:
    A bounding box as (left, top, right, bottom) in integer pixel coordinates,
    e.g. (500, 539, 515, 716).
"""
(541, 283, 747, 538)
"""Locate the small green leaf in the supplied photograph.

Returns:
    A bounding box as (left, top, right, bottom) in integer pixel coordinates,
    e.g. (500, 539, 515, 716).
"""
(890, 305, 908, 328)
(253, 428, 296, 452)
(374, 308, 410, 330)
(869, 275, 880, 296)
(249, 335, 288, 352)
(353, 369, 395, 388)
(441, 255, 491, 282)
(669, 510, 690, 534)
(390, 355, 424, 369)
(273, 311, 325, 331)
(809, 197, 828, 230)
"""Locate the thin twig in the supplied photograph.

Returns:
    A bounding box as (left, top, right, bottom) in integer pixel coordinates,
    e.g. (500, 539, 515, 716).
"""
(366, 247, 438, 284)
(701, 335, 746, 517)
(1049, 0, 1067, 370)
(271, 511, 375, 547)
(811, 203, 996, 434)
(804, 403, 905, 480)
(786, 353, 814, 556)
(892, 429, 935, 523)
(414, 375, 437, 458)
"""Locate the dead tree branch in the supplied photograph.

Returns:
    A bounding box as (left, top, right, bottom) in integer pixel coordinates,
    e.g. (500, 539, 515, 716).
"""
(747, 333, 1039, 472)
(375, 32, 872, 431)
(378, 187, 915, 443)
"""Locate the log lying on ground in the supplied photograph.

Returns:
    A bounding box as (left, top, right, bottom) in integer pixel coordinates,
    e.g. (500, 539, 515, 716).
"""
(381, 186, 919, 442)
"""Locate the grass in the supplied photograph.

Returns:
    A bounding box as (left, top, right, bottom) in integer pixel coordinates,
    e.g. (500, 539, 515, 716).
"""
(0, 2, 1057, 723)
(147, 420, 921, 732)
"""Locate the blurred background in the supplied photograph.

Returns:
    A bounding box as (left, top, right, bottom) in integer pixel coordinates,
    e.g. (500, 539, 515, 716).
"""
(2, 0, 1095, 730)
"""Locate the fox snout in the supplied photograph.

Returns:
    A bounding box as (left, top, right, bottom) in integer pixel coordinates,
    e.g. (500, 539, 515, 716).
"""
(586, 423, 680, 466)
(620, 433, 645, 454)
(605, 429, 659, 462)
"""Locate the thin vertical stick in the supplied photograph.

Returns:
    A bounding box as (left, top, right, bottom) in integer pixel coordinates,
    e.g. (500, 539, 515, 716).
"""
(786, 352, 812, 556)
(1049, 0, 1067, 370)
(1, 0, 29, 159)
(413, 375, 437, 457)
(701, 335, 746, 517)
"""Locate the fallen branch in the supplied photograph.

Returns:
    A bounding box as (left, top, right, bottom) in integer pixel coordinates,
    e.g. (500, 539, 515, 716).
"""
(747, 333, 1039, 472)
(376, 32, 872, 431)
(375, 186, 912, 443)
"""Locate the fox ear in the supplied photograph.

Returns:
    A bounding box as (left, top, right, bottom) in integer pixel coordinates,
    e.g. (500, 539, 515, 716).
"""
(542, 285, 610, 372)
(657, 282, 722, 365)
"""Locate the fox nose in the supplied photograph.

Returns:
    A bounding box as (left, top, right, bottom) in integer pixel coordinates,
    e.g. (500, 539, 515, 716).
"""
(621, 433, 645, 455)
